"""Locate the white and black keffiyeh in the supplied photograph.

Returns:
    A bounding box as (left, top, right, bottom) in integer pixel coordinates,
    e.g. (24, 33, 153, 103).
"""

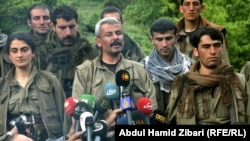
(141, 48, 191, 93)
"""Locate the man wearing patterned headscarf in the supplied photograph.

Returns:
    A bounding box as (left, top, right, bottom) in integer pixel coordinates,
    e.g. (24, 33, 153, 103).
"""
(141, 18, 192, 111)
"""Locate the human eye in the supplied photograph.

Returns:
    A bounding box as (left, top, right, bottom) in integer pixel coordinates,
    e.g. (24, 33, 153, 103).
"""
(43, 16, 50, 20)
(21, 47, 30, 53)
(10, 48, 18, 53)
(183, 2, 190, 6)
(33, 16, 40, 20)
(214, 43, 222, 48)
(116, 30, 123, 36)
(58, 26, 66, 30)
(193, 2, 200, 6)
(155, 38, 163, 41)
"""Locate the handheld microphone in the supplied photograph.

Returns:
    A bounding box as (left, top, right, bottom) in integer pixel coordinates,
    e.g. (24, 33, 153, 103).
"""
(93, 120, 108, 141)
(120, 89, 134, 125)
(117, 110, 147, 125)
(80, 94, 95, 113)
(137, 97, 153, 125)
(115, 70, 130, 100)
(80, 111, 94, 141)
(73, 101, 90, 133)
(149, 109, 167, 125)
(93, 96, 111, 122)
(64, 97, 79, 116)
(104, 83, 119, 109)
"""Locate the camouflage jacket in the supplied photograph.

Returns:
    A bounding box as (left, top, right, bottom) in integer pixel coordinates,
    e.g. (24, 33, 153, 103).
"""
(36, 30, 98, 97)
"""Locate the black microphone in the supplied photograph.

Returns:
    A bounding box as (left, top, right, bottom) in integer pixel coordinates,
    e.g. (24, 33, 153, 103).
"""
(93, 96, 111, 122)
(149, 109, 167, 125)
(93, 120, 108, 141)
(115, 70, 130, 100)
(117, 110, 147, 125)
(73, 101, 90, 133)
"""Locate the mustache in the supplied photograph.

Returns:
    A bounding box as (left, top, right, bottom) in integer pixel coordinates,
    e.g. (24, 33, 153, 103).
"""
(110, 40, 122, 47)
(63, 35, 74, 41)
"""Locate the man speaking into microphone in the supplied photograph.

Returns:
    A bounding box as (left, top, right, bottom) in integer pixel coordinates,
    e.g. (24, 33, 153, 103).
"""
(71, 17, 158, 121)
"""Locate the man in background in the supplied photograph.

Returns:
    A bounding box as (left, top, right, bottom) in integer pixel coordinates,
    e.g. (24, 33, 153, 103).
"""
(39, 5, 98, 98)
(141, 18, 191, 111)
(176, 0, 230, 64)
(26, 3, 52, 69)
(100, 5, 144, 62)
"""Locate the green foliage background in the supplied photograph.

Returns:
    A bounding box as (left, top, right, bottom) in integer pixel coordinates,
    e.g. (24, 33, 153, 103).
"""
(1, 0, 250, 72)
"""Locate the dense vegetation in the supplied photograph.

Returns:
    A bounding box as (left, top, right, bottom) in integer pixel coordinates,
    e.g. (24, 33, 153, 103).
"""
(1, 0, 250, 71)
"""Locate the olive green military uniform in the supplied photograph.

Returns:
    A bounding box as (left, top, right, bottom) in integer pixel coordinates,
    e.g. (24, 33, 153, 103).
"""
(176, 16, 230, 64)
(36, 30, 98, 98)
(0, 66, 71, 141)
(72, 55, 158, 111)
(166, 61, 250, 125)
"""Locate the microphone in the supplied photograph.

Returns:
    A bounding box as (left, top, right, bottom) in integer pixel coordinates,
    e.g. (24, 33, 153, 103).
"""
(80, 112, 94, 141)
(104, 82, 119, 110)
(120, 89, 134, 125)
(80, 94, 95, 113)
(117, 110, 147, 125)
(137, 97, 153, 125)
(93, 120, 108, 141)
(115, 70, 130, 100)
(93, 96, 111, 122)
(149, 109, 167, 125)
(64, 97, 79, 116)
(73, 101, 90, 133)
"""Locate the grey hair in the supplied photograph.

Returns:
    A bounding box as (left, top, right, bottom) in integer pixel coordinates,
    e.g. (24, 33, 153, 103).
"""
(95, 17, 121, 37)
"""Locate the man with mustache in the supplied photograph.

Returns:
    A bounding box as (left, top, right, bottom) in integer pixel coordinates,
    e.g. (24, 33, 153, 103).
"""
(72, 17, 158, 125)
(176, 0, 230, 64)
(39, 5, 98, 98)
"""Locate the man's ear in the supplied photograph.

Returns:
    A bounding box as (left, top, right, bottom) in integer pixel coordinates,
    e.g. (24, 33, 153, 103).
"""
(27, 19, 32, 27)
(193, 47, 199, 57)
(95, 38, 102, 49)
(179, 5, 183, 13)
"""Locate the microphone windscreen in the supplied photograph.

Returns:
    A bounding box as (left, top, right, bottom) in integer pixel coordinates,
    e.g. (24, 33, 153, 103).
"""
(149, 109, 167, 125)
(93, 120, 108, 138)
(64, 97, 79, 116)
(115, 70, 130, 87)
(104, 83, 119, 100)
(131, 110, 147, 125)
(80, 94, 95, 113)
(80, 112, 93, 132)
(95, 96, 111, 114)
(137, 97, 153, 115)
(73, 101, 90, 120)
(117, 110, 147, 125)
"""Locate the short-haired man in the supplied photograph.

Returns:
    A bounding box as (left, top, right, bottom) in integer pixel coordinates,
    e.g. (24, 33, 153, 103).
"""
(38, 5, 98, 98)
(141, 18, 191, 111)
(176, 0, 230, 64)
(100, 6, 144, 62)
(166, 26, 250, 125)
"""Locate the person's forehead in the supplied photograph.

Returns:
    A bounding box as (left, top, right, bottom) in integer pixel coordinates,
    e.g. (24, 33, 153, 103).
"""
(100, 23, 121, 32)
(31, 8, 50, 16)
(103, 13, 121, 21)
